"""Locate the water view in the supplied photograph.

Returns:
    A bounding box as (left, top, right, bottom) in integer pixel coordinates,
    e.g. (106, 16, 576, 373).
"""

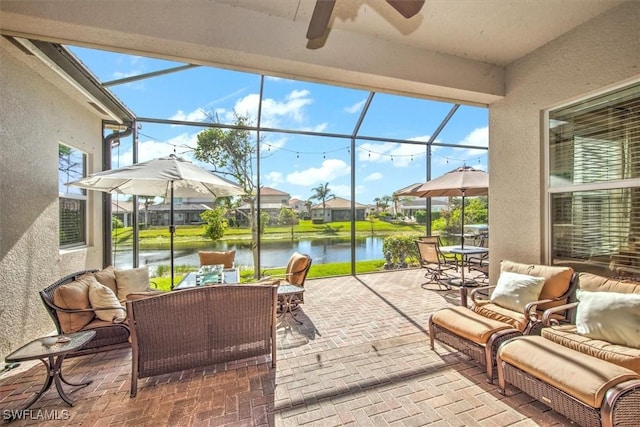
(113, 236, 386, 270)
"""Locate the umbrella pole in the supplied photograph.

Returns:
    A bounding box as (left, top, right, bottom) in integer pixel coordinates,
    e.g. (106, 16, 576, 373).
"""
(170, 181, 175, 290)
(460, 190, 466, 249)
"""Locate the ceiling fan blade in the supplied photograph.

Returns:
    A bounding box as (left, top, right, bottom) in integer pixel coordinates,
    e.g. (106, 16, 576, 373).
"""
(306, 0, 336, 40)
(386, 0, 425, 19)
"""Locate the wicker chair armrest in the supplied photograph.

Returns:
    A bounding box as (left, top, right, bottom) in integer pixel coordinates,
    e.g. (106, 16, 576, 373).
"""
(542, 302, 579, 326)
(470, 285, 495, 305)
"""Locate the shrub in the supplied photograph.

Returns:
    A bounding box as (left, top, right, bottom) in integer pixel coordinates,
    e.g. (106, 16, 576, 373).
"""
(382, 234, 419, 266)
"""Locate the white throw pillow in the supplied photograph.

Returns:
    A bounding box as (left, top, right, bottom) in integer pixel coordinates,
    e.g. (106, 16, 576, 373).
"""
(490, 271, 546, 312)
(88, 281, 126, 322)
(115, 266, 151, 302)
(576, 290, 640, 348)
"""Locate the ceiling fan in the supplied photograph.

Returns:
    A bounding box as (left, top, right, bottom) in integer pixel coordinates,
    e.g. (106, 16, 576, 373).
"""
(306, 0, 425, 42)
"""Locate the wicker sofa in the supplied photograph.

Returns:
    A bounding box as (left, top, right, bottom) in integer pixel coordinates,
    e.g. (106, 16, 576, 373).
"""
(40, 267, 162, 357)
(428, 260, 577, 382)
(126, 283, 278, 397)
(496, 273, 640, 427)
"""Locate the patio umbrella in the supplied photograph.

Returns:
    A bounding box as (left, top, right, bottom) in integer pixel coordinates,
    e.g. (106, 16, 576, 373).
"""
(395, 166, 489, 248)
(68, 154, 244, 288)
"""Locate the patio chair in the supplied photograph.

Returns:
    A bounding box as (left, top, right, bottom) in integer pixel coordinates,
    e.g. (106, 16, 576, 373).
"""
(418, 235, 459, 269)
(262, 252, 312, 306)
(468, 235, 489, 281)
(415, 239, 457, 291)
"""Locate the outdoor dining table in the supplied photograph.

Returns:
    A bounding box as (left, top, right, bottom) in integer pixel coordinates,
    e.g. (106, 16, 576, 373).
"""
(440, 245, 489, 307)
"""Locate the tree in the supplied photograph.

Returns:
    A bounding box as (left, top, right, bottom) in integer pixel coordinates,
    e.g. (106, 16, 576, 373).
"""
(310, 182, 334, 222)
(278, 207, 298, 240)
(200, 207, 229, 241)
(194, 112, 260, 275)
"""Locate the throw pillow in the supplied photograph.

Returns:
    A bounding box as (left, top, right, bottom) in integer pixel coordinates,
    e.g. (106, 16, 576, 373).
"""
(490, 271, 546, 312)
(52, 274, 95, 333)
(114, 266, 151, 302)
(92, 266, 118, 295)
(576, 290, 640, 348)
(88, 280, 126, 322)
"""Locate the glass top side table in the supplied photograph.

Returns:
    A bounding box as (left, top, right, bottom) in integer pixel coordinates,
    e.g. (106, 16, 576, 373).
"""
(4, 330, 96, 421)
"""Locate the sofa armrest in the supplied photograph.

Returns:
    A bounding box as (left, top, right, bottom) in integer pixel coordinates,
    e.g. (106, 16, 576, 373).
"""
(542, 302, 579, 326)
(470, 285, 495, 306)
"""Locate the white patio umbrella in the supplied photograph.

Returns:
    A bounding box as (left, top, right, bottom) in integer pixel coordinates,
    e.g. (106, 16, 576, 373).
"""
(395, 166, 489, 248)
(68, 154, 244, 288)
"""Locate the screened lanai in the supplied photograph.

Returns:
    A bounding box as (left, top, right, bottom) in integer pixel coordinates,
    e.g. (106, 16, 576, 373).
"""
(58, 44, 488, 280)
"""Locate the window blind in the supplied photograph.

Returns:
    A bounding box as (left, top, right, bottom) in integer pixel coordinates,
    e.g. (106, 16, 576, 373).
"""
(549, 83, 640, 278)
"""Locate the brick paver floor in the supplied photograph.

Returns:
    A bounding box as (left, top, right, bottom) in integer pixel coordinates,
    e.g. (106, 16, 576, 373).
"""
(0, 269, 573, 426)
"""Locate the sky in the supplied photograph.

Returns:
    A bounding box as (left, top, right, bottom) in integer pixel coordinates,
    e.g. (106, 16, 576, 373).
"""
(69, 46, 488, 205)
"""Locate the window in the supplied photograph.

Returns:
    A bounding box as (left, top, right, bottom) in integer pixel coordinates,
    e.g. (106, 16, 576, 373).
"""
(548, 82, 640, 278)
(58, 144, 87, 247)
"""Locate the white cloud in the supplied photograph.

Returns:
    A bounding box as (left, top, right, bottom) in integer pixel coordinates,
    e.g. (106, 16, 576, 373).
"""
(344, 99, 366, 114)
(264, 171, 284, 185)
(286, 159, 351, 186)
(364, 172, 383, 182)
(169, 108, 207, 123)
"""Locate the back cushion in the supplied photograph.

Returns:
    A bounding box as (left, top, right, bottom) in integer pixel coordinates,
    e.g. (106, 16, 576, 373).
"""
(287, 253, 310, 285)
(198, 250, 236, 269)
(500, 260, 574, 310)
(53, 274, 95, 333)
(578, 272, 640, 294)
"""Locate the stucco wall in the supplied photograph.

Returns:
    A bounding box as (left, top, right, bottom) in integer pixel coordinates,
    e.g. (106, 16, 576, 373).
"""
(488, 2, 640, 278)
(0, 38, 104, 360)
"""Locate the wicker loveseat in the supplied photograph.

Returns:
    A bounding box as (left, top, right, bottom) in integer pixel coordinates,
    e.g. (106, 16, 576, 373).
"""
(496, 273, 640, 427)
(40, 266, 162, 357)
(126, 283, 278, 397)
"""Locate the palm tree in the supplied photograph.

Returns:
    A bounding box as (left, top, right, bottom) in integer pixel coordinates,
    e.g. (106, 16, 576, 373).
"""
(310, 182, 334, 222)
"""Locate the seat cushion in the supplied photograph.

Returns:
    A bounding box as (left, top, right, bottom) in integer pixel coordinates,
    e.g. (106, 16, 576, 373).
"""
(473, 301, 528, 332)
(52, 274, 95, 333)
(500, 260, 573, 310)
(198, 250, 236, 269)
(431, 306, 514, 345)
(542, 325, 640, 374)
(499, 335, 640, 408)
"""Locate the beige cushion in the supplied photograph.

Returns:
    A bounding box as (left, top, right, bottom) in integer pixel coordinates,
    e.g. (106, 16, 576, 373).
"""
(500, 260, 574, 310)
(198, 250, 236, 269)
(52, 274, 95, 333)
(431, 306, 514, 344)
(542, 325, 640, 374)
(92, 266, 118, 295)
(499, 335, 639, 408)
(490, 271, 545, 312)
(575, 290, 640, 348)
(473, 301, 529, 332)
(115, 267, 151, 302)
(578, 272, 640, 294)
(286, 252, 310, 285)
(88, 280, 126, 322)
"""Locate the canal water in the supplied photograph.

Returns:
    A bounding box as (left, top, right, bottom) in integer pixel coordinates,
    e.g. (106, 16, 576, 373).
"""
(113, 236, 386, 269)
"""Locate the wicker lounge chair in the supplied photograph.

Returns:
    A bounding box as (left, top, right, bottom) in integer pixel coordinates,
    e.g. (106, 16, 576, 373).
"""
(428, 260, 577, 382)
(126, 284, 278, 397)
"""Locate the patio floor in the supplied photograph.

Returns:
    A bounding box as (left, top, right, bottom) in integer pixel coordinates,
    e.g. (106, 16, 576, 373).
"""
(0, 268, 573, 426)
